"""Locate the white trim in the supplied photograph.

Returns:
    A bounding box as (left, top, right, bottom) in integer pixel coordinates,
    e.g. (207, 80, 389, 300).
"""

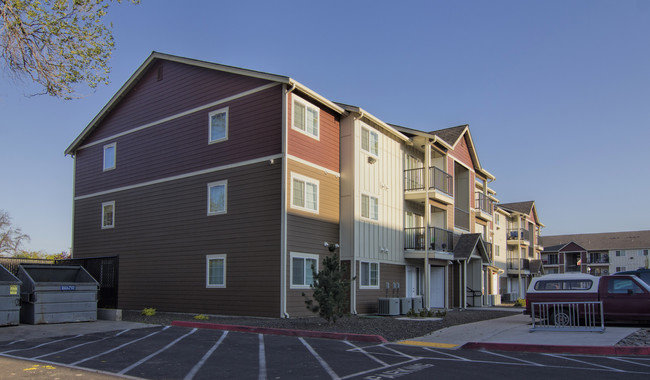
(290, 172, 319, 214)
(76, 83, 281, 152)
(206, 254, 227, 288)
(286, 155, 340, 178)
(291, 94, 320, 141)
(103, 143, 116, 171)
(101, 201, 115, 229)
(359, 260, 380, 289)
(74, 154, 281, 201)
(290, 252, 319, 289)
(207, 180, 228, 215)
(360, 193, 379, 222)
(208, 107, 229, 144)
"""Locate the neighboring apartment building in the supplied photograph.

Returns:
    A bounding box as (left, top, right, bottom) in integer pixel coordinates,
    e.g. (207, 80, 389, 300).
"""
(494, 201, 544, 300)
(65, 52, 507, 317)
(541, 231, 650, 276)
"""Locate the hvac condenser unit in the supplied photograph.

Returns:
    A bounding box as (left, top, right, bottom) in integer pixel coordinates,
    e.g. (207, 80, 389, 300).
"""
(377, 298, 400, 316)
(412, 296, 423, 312)
(400, 298, 413, 315)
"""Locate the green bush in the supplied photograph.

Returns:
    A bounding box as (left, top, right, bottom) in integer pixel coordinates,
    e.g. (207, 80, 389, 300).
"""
(141, 308, 156, 316)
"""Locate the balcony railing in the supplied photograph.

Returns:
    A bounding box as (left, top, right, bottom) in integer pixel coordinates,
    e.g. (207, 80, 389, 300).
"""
(507, 228, 530, 242)
(475, 193, 494, 214)
(454, 208, 470, 230)
(588, 254, 610, 264)
(507, 258, 530, 271)
(404, 167, 453, 196)
(404, 226, 455, 253)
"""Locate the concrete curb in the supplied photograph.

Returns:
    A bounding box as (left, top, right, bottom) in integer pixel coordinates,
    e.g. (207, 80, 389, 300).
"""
(461, 342, 650, 356)
(171, 321, 388, 343)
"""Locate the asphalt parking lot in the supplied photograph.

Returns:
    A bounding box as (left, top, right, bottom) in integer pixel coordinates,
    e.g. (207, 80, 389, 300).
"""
(2, 325, 650, 379)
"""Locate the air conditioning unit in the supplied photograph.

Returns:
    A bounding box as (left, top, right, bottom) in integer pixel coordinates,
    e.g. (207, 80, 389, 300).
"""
(411, 296, 423, 312)
(377, 298, 400, 316)
(400, 298, 413, 315)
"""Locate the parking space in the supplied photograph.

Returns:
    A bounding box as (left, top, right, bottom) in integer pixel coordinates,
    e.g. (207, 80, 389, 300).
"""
(2, 326, 650, 379)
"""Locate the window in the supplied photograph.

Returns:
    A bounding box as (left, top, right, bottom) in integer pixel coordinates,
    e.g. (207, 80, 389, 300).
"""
(361, 194, 379, 221)
(291, 174, 318, 212)
(534, 280, 593, 291)
(361, 126, 379, 156)
(209, 107, 229, 143)
(101, 201, 115, 229)
(206, 254, 226, 288)
(292, 96, 319, 139)
(103, 143, 116, 171)
(207, 181, 227, 215)
(291, 253, 319, 288)
(616, 250, 625, 257)
(495, 214, 500, 226)
(616, 266, 626, 272)
(608, 278, 643, 294)
(644, 250, 649, 256)
(495, 245, 500, 257)
(360, 261, 379, 288)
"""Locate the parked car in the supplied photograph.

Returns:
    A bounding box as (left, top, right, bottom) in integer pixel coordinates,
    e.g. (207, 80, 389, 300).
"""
(615, 268, 650, 286)
(524, 273, 650, 324)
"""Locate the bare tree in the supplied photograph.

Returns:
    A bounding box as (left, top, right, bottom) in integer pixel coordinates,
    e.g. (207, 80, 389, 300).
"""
(0, 209, 29, 255)
(0, 0, 138, 99)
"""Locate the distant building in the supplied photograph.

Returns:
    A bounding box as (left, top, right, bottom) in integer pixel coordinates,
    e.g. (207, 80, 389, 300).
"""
(541, 231, 650, 276)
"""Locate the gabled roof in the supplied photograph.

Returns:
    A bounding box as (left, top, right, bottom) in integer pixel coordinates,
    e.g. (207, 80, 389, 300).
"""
(540, 230, 650, 251)
(65, 52, 346, 155)
(497, 201, 544, 227)
(429, 125, 467, 146)
(529, 259, 544, 274)
(454, 233, 491, 262)
(542, 241, 587, 253)
(335, 103, 412, 144)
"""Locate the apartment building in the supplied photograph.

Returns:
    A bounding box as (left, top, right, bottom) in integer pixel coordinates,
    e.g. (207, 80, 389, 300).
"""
(541, 231, 650, 276)
(66, 52, 505, 317)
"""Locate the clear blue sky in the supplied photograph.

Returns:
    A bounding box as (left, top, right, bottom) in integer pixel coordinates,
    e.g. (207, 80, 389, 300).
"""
(1, 0, 649, 254)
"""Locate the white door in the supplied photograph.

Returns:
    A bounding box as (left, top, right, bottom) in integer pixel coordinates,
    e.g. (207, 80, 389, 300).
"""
(430, 266, 445, 308)
(406, 266, 416, 297)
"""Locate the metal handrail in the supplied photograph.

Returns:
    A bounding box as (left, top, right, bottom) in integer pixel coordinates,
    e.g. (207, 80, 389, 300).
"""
(530, 301, 605, 332)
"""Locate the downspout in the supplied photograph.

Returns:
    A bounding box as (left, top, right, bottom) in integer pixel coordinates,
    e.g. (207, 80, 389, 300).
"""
(350, 110, 365, 315)
(424, 139, 431, 309)
(281, 83, 295, 318)
(70, 154, 76, 258)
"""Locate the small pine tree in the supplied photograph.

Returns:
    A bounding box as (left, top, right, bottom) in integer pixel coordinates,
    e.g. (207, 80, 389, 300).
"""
(303, 253, 351, 324)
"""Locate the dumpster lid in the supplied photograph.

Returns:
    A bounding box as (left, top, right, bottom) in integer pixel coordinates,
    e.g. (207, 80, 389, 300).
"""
(18, 265, 99, 285)
(0, 263, 21, 285)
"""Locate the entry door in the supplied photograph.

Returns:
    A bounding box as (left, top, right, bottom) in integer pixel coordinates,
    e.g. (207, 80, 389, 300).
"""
(406, 266, 423, 297)
(430, 266, 445, 308)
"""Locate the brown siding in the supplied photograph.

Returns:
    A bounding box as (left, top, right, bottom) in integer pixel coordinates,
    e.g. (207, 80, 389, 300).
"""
(73, 160, 283, 317)
(287, 159, 339, 224)
(286, 214, 340, 317)
(82, 61, 275, 143)
(287, 92, 340, 173)
(355, 262, 405, 314)
(452, 135, 475, 169)
(75, 85, 283, 197)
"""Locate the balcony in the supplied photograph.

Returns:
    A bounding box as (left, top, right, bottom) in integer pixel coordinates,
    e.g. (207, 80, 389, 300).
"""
(588, 253, 609, 265)
(404, 167, 454, 204)
(475, 193, 493, 221)
(506, 258, 530, 275)
(404, 226, 455, 253)
(506, 228, 530, 246)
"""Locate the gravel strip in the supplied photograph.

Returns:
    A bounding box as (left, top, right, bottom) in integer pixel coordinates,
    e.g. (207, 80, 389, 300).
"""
(123, 309, 520, 342)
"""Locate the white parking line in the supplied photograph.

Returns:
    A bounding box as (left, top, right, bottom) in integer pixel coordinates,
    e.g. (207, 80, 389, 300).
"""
(343, 341, 388, 366)
(258, 334, 267, 380)
(480, 349, 544, 366)
(183, 331, 229, 380)
(299, 337, 341, 380)
(542, 353, 625, 372)
(1, 339, 24, 347)
(0, 334, 82, 355)
(71, 326, 169, 366)
(34, 336, 111, 359)
(608, 357, 650, 368)
(117, 328, 197, 375)
(422, 347, 470, 361)
(340, 358, 421, 380)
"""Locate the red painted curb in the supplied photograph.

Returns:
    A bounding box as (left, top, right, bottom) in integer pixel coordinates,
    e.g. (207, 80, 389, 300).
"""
(171, 320, 388, 343)
(461, 342, 650, 356)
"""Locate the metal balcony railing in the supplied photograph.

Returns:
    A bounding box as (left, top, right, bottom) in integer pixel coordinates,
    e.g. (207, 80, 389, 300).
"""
(475, 193, 494, 214)
(507, 258, 530, 270)
(404, 227, 455, 253)
(404, 167, 453, 196)
(507, 228, 530, 242)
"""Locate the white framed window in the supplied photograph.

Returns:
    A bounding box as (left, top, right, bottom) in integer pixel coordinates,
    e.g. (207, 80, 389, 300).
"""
(207, 180, 227, 215)
(103, 143, 116, 171)
(495, 214, 500, 226)
(292, 95, 319, 139)
(209, 107, 229, 144)
(290, 252, 319, 289)
(361, 126, 379, 156)
(101, 201, 115, 229)
(291, 173, 319, 213)
(206, 254, 226, 288)
(496, 245, 501, 256)
(361, 194, 379, 221)
(360, 261, 379, 288)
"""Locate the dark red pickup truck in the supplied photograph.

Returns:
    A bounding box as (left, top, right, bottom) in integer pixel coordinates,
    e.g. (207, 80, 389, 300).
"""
(525, 273, 650, 322)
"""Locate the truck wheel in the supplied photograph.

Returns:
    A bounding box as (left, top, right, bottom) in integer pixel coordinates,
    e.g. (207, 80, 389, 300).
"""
(550, 309, 572, 326)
